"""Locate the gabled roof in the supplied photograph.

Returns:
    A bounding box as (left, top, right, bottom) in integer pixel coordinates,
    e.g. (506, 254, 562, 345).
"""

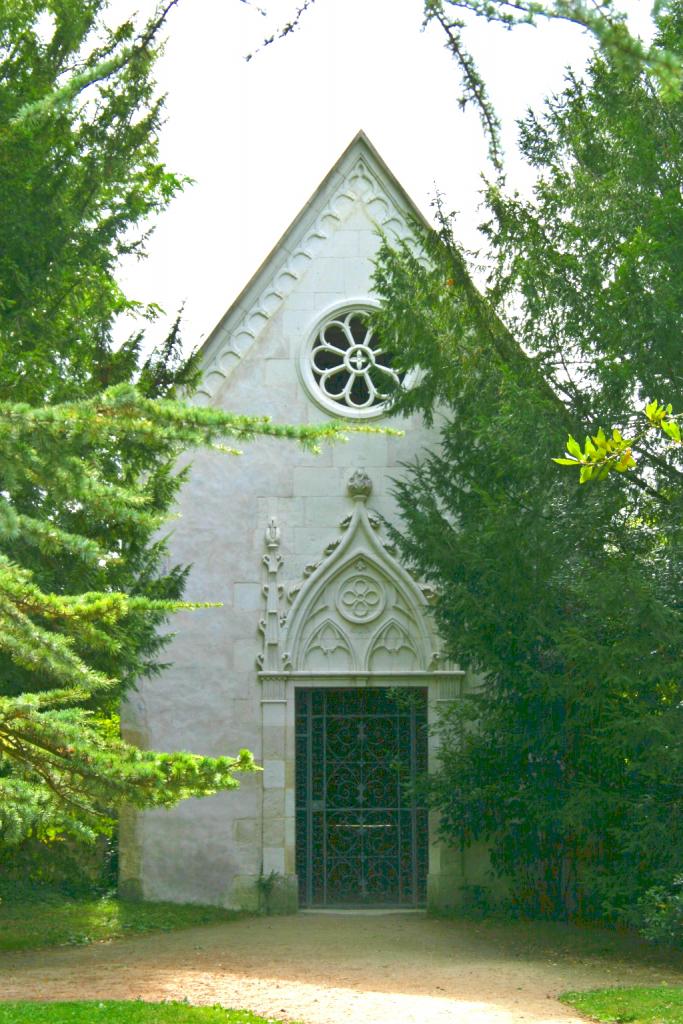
(195, 131, 430, 405)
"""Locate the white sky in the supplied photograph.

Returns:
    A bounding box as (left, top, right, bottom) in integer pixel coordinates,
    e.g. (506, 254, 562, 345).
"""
(110, 0, 654, 356)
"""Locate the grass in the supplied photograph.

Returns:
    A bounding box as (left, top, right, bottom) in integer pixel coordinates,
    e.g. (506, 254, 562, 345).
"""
(561, 986, 683, 1023)
(0, 1003, 295, 1023)
(0, 893, 243, 952)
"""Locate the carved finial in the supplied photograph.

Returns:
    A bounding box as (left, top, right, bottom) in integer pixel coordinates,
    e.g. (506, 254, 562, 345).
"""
(261, 517, 284, 673)
(265, 516, 280, 548)
(347, 469, 372, 502)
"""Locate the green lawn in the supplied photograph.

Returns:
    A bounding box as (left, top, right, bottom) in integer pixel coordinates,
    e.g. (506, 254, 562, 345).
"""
(0, 1003, 292, 1023)
(0, 894, 243, 952)
(561, 986, 683, 1023)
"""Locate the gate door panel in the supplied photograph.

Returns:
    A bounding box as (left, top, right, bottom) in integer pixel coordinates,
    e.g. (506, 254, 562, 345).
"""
(295, 687, 428, 907)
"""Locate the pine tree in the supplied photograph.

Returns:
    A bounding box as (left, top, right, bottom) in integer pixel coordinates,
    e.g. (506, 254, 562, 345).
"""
(0, 0, 190, 404)
(0, 384, 347, 842)
(372, 3, 683, 923)
(0, 3, 361, 854)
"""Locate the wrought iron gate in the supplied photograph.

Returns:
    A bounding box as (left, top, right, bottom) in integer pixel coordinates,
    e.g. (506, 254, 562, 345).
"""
(295, 687, 428, 907)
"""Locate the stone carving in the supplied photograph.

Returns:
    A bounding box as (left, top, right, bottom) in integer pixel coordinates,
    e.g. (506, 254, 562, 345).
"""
(336, 573, 384, 624)
(339, 510, 380, 531)
(196, 157, 409, 405)
(256, 517, 284, 673)
(347, 469, 372, 501)
(308, 310, 402, 415)
(303, 619, 353, 672)
(368, 620, 419, 672)
(281, 472, 435, 673)
(256, 474, 453, 681)
(429, 650, 444, 671)
(265, 517, 280, 548)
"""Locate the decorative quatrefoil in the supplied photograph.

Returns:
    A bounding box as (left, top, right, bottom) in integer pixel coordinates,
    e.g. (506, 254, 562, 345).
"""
(337, 574, 385, 623)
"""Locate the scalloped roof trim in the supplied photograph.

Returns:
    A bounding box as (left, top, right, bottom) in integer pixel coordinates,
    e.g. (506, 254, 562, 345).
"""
(193, 131, 428, 406)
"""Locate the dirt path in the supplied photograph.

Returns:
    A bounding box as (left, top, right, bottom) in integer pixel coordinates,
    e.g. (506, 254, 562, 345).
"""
(1, 911, 681, 1023)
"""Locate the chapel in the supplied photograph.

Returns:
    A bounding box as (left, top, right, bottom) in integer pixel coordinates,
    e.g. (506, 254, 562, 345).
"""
(120, 131, 485, 911)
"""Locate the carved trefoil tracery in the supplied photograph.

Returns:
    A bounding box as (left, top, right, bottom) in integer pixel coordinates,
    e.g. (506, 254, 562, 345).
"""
(302, 619, 353, 672)
(368, 619, 420, 672)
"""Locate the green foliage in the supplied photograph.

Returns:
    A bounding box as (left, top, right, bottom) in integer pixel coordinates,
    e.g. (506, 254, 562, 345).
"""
(637, 877, 683, 949)
(0, 892, 244, 952)
(372, 3, 683, 925)
(0, 0, 216, 856)
(0, 0, 202, 711)
(555, 404, 681, 482)
(0, 0, 191, 405)
(0, 1, 377, 858)
(560, 986, 683, 1024)
(0, 385, 353, 843)
(255, 870, 281, 912)
(424, 1, 683, 168)
(0, 1003, 288, 1024)
(0, 832, 116, 896)
(553, 426, 637, 482)
(254, 870, 293, 914)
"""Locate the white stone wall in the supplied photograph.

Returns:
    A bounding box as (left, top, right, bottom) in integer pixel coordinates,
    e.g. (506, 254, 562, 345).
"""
(121, 138, 473, 909)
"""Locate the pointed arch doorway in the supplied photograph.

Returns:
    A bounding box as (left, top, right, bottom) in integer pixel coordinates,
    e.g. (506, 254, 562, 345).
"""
(256, 471, 465, 911)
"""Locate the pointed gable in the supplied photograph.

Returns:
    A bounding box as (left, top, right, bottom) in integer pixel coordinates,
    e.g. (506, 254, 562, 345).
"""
(195, 131, 427, 407)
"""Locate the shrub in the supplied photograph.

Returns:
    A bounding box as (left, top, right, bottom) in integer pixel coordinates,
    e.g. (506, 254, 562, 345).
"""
(637, 876, 683, 948)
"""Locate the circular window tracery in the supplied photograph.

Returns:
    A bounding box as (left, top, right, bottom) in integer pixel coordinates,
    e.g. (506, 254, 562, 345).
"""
(307, 309, 402, 417)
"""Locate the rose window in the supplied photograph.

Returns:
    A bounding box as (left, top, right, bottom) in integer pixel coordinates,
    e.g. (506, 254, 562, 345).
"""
(309, 311, 401, 414)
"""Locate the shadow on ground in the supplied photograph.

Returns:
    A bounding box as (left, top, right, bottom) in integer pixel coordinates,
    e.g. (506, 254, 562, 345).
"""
(1, 912, 681, 1024)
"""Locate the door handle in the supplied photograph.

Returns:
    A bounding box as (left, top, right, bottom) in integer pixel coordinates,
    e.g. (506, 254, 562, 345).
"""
(330, 823, 394, 828)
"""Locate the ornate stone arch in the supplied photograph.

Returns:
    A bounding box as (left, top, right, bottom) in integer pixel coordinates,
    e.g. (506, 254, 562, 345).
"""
(278, 470, 437, 676)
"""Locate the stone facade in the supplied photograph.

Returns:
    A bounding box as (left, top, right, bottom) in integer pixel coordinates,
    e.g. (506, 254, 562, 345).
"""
(120, 132, 488, 911)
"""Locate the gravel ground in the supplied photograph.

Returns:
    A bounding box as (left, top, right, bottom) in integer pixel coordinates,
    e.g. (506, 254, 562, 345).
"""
(1, 911, 681, 1024)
